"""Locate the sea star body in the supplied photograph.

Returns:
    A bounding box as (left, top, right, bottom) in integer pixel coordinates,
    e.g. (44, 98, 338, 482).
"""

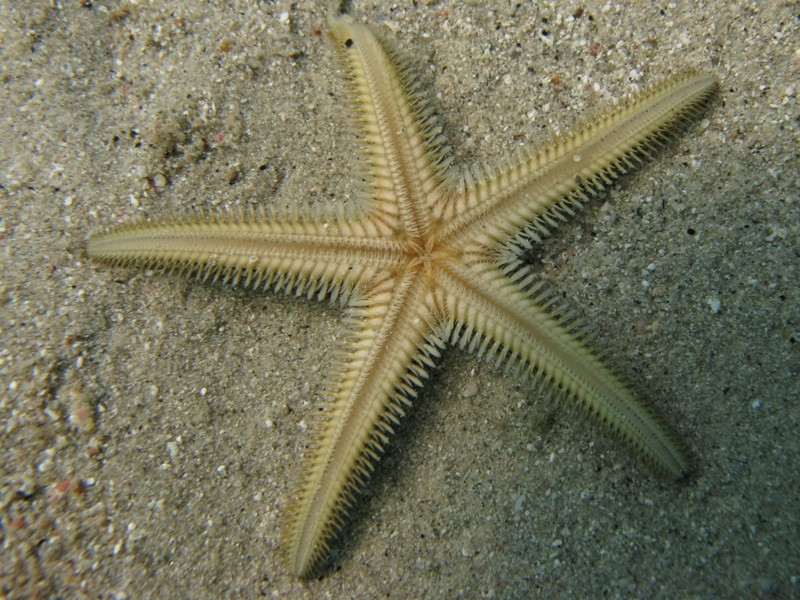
(88, 11, 717, 578)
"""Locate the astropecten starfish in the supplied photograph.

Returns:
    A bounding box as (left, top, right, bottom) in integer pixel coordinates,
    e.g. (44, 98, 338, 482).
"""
(87, 10, 717, 578)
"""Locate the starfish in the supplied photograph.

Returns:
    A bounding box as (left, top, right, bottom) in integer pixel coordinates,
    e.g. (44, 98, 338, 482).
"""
(87, 10, 717, 579)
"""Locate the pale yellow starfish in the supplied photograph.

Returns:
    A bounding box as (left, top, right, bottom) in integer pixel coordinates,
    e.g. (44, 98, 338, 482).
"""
(87, 10, 717, 579)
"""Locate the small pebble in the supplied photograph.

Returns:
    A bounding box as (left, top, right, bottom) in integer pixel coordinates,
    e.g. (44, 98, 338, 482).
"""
(152, 172, 168, 188)
(706, 297, 722, 314)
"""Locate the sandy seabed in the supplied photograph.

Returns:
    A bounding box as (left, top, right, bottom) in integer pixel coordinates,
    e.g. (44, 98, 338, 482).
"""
(1, 2, 798, 598)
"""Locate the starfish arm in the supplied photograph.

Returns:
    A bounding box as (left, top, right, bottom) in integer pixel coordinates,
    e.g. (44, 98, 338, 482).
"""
(283, 269, 443, 578)
(437, 258, 688, 479)
(328, 15, 452, 240)
(436, 72, 718, 248)
(87, 211, 406, 302)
